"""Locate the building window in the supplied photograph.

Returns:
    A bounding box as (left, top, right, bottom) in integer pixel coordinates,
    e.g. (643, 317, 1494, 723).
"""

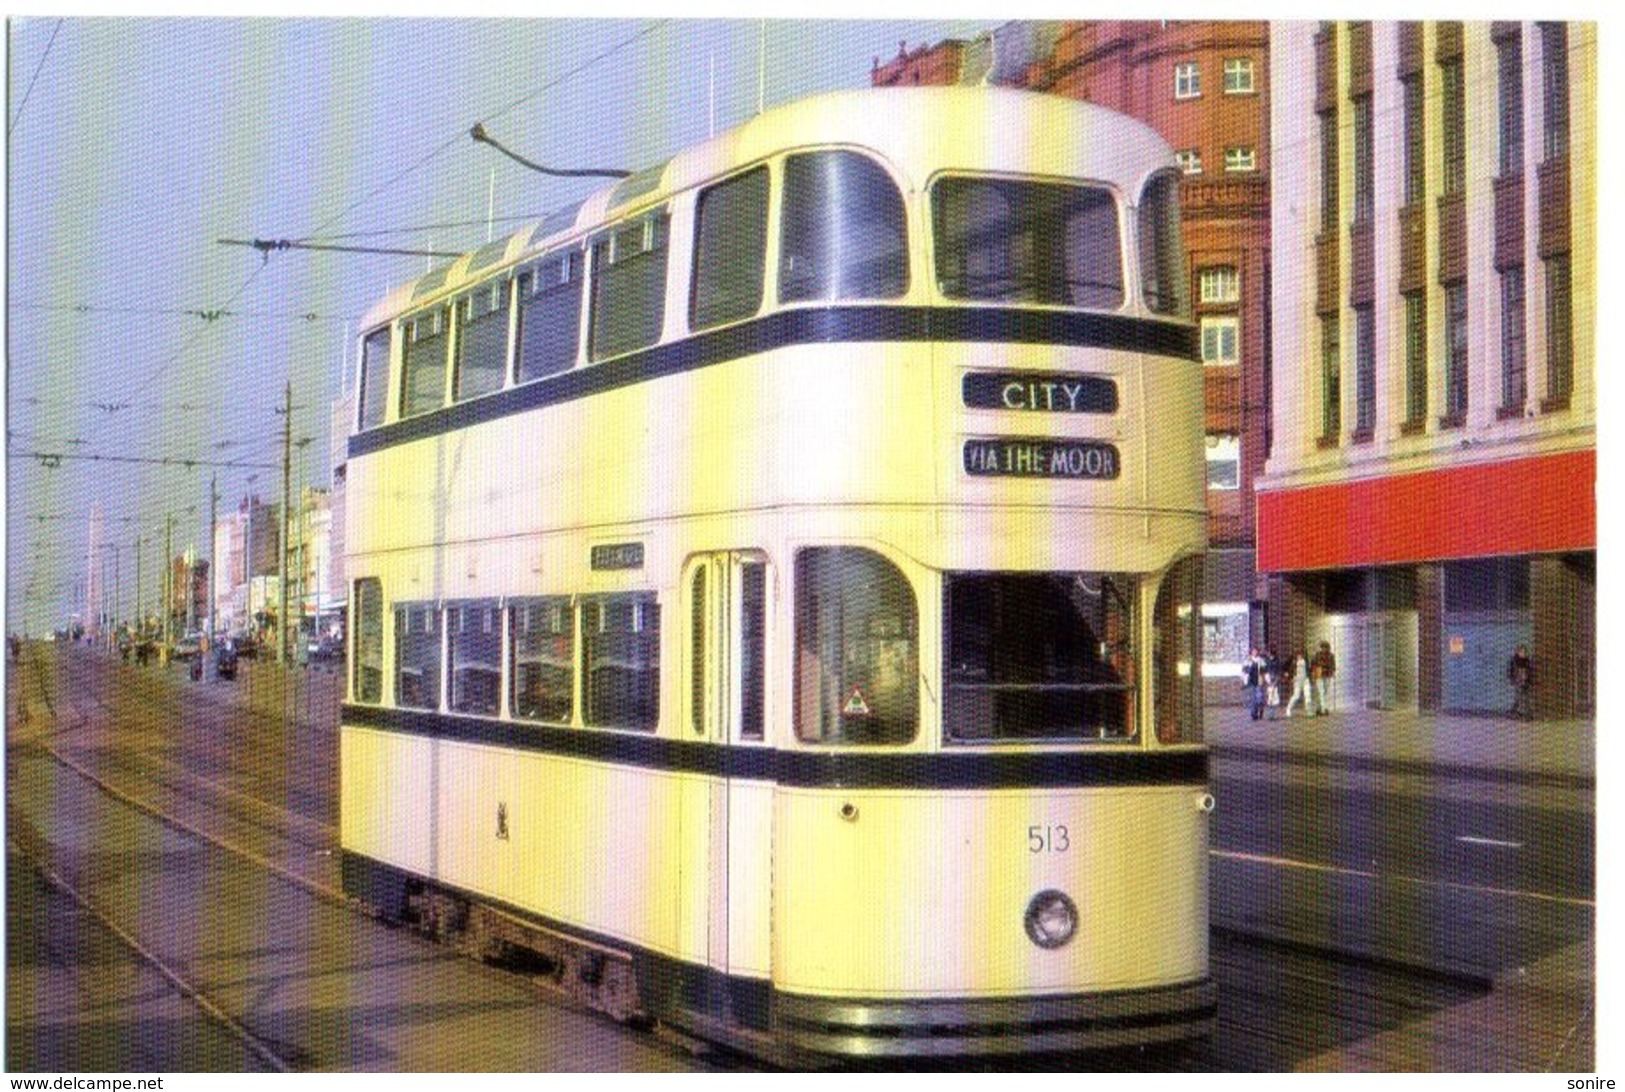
(1441, 55, 1466, 195)
(1352, 95, 1374, 224)
(1199, 266, 1240, 304)
(1354, 304, 1376, 437)
(1205, 433, 1240, 490)
(1404, 291, 1428, 427)
(1545, 253, 1572, 408)
(1200, 315, 1239, 366)
(1500, 266, 1527, 411)
(1443, 281, 1468, 424)
(1223, 147, 1257, 173)
(1319, 110, 1339, 232)
(1321, 316, 1341, 442)
(1541, 22, 1569, 161)
(1174, 61, 1201, 99)
(1223, 57, 1255, 94)
(1402, 75, 1425, 205)
(1498, 29, 1524, 177)
(1175, 148, 1203, 175)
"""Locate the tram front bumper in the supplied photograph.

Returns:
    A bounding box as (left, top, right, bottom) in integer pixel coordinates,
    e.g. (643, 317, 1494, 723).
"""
(773, 977, 1216, 1058)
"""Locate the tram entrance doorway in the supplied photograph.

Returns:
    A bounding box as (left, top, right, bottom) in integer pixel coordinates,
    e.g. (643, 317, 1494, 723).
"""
(682, 552, 770, 1020)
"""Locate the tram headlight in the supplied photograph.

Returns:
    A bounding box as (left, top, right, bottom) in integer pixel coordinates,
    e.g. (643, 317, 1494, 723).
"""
(1023, 889, 1079, 950)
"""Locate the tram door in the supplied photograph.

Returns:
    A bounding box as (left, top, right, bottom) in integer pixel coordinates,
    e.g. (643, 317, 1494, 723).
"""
(682, 552, 770, 1007)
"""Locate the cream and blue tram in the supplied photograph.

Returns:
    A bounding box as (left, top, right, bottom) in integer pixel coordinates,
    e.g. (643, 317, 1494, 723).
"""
(341, 87, 1212, 1059)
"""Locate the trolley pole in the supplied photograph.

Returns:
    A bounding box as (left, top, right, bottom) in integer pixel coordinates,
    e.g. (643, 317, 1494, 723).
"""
(163, 514, 174, 648)
(279, 380, 292, 664)
(134, 536, 141, 636)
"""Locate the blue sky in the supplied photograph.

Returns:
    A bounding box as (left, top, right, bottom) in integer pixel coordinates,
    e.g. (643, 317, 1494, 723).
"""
(5, 17, 989, 634)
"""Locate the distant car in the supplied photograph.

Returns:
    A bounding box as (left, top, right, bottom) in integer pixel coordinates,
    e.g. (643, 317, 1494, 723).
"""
(172, 633, 205, 661)
(215, 641, 239, 680)
(230, 633, 259, 659)
(309, 635, 345, 664)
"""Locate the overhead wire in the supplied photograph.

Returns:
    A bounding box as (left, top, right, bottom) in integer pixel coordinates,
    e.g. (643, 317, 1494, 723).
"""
(9, 18, 62, 137)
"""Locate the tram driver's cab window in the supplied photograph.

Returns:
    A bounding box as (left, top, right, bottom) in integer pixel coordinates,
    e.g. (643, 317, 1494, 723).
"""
(944, 572, 1137, 743)
(352, 578, 383, 703)
(795, 547, 918, 745)
(780, 151, 908, 303)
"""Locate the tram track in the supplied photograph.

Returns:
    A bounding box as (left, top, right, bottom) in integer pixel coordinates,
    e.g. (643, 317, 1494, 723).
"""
(3, 645, 1527, 1070)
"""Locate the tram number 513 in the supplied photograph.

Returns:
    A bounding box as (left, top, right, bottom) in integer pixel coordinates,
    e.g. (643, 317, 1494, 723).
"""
(1028, 824, 1070, 854)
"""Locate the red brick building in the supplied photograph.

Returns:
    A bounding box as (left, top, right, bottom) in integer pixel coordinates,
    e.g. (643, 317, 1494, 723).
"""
(875, 21, 1272, 678)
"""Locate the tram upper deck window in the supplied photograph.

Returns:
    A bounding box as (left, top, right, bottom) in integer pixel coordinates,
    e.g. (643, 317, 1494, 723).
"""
(795, 548, 918, 745)
(453, 282, 509, 403)
(944, 573, 1137, 743)
(395, 604, 441, 711)
(932, 178, 1124, 308)
(780, 151, 908, 303)
(582, 593, 659, 731)
(1138, 169, 1191, 318)
(352, 578, 383, 703)
(401, 309, 449, 418)
(357, 328, 391, 431)
(511, 597, 574, 724)
(691, 166, 769, 330)
(448, 602, 501, 716)
(590, 213, 668, 362)
(516, 251, 583, 383)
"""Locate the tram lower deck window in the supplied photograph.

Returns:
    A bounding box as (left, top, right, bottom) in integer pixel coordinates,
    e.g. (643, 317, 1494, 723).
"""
(943, 573, 1137, 743)
(795, 547, 918, 745)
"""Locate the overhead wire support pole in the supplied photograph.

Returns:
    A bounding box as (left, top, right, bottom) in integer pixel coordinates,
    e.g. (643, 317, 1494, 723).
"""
(279, 381, 292, 665)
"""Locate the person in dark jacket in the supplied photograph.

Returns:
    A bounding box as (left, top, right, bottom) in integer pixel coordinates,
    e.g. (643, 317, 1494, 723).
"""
(1241, 649, 1266, 721)
(1508, 645, 1534, 720)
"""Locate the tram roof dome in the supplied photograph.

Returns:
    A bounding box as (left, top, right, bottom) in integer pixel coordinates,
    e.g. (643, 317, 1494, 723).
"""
(361, 87, 1176, 329)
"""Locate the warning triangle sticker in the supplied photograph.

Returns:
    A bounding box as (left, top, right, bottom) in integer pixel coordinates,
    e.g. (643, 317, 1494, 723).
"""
(842, 686, 872, 717)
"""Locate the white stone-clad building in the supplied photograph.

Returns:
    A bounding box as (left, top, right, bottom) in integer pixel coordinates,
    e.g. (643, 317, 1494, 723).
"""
(1257, 21, 1594, 716)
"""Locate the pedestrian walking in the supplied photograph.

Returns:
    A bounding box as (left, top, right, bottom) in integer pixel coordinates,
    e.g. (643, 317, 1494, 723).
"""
(1264, 648, 1283, 719)
(1284, 649, 1312, 717)
(1310, 640, 1337, 715)
(1241, 648, 1266, 721)
(1508, 644, 1534, 720)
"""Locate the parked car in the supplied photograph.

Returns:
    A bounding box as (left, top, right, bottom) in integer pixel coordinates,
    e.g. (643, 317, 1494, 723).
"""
(309, 634, 345, 664)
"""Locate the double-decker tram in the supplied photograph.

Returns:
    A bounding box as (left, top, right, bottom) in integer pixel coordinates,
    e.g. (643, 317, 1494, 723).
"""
(340, 86, 1212, 1060)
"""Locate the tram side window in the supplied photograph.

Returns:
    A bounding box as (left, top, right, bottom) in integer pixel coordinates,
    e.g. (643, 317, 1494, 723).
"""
(357, 328, 391, 431)
(1152, 557, 1204, 745)
(780, 151, 908, 303)
(794, 548, 918, 745)
(932, 178, 1123, 308)
(353, 578, 383, 703)
(448, 602, 501, 716)
(590, 213, 668, 361)
(453, 282, 509, 402)
(944, 573, 1137, 743)
(1138, 169, 1191, 318)
(511, 597, 574, 723)
(395, 604, 441, 711)
(515, 251, 583, 383)
(401, 309, 449, 417)
(582, 593, 659, 731)
(692, 166, 769, 330)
